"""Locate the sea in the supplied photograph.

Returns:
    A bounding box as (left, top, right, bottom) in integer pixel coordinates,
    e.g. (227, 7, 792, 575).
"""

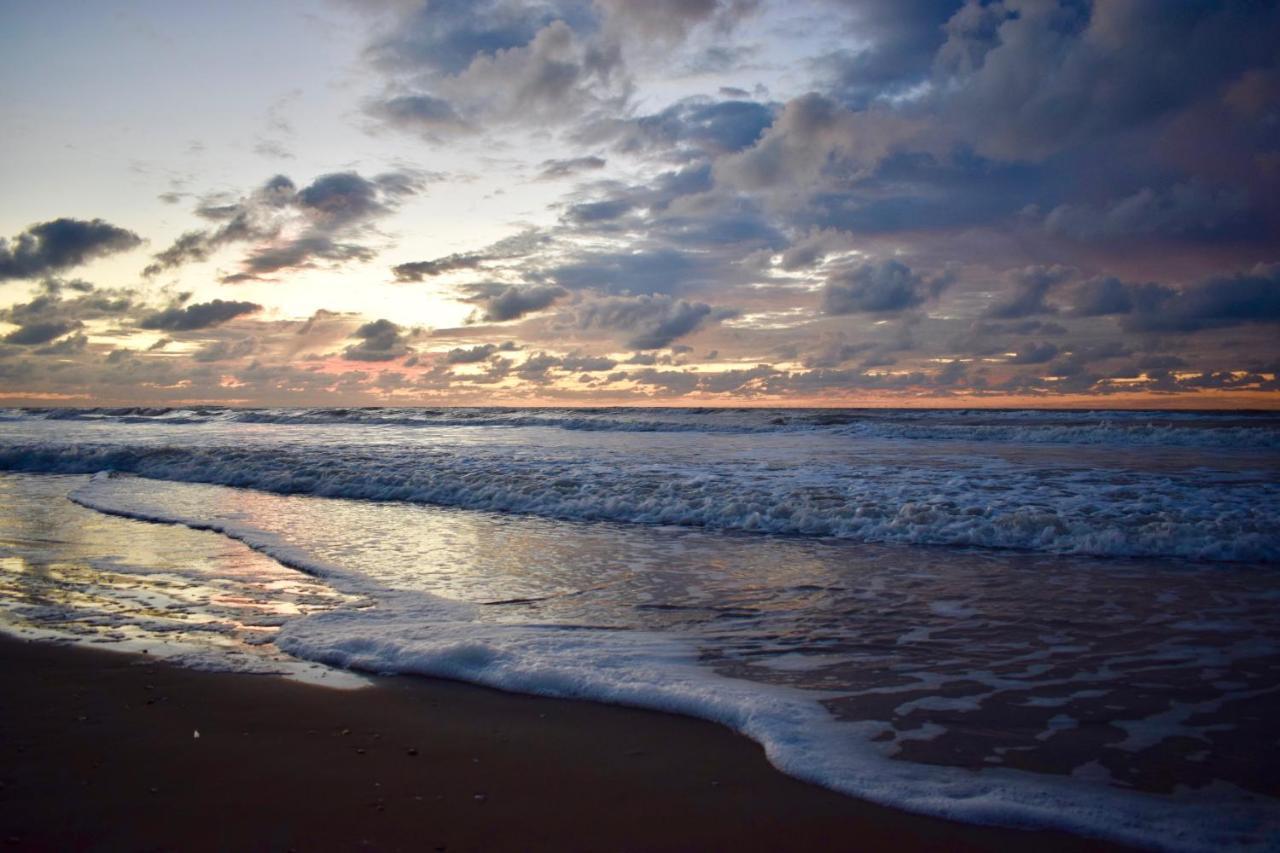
(1, 406, 1277, 850)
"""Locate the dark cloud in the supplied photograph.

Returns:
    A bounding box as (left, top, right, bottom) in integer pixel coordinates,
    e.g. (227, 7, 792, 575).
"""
(822, 259, 948, 314)
(343, 318, 413, 361)
(551, 248, 704, 295)
(576, 294, 718, 349)
(461, 283, 567, 322)
(565, 198, 634, 224)
(296, 172, 391, 226)
(538, 156, 607, 180)
(3, 319, 83, 346)
(445, 341, 519, 363)
(34, 332, 88, 356)
(238, 237, 376, 278)
(367, 94, 472, 138)
(591, 98, 777, 157)
(0, 218, 142, 281)
(1008, 341, 1059, 365)
(1070, 276, 1135, 317)
(514, 351, 563, 383)
(0, 282, 136, 355)
(393, 229, 551, 282)
(559, 353, 617, 372)
(801, 336, 876, 368)
(139, 300, 262, 332)
(503, 350, 620, 382)
(1122, 264, 1280, 333)
(935, 0, 1280, 161)
(816, 0, 961, 107)
(1043, 182, 1250, 241)
(985, 265, 1073, 319)
(1137, 354, 1187, 370)
(393, 253, 487, 281)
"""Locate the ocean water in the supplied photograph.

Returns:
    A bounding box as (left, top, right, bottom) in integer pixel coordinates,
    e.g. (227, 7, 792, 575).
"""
(1, 407, 1278, 849)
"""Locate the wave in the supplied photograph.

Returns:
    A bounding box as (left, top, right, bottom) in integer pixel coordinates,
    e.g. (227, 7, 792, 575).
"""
(5, 406, 1278, 448)
(3, 443, 1275, 561)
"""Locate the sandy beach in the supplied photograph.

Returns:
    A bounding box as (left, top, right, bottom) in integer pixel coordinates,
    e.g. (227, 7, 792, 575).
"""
(0, 636, 1130, 852)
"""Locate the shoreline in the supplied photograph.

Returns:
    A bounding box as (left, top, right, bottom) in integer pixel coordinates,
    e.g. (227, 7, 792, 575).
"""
(0, 636, 1131, 852)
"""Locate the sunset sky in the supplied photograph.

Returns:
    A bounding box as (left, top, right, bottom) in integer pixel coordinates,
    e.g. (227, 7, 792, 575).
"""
(2, 0, 1278, 407)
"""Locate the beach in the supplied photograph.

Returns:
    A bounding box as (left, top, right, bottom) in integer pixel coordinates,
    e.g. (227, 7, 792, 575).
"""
(0, 635, 1130, 852)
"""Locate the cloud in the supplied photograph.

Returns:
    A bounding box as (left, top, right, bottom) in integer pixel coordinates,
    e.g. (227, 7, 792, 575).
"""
(714, 93, 917, 195)
(34, 332, 89, 356)
(238, 237, 376, 278)
(538, 155, 606, 180)
(935, 0, 1280, 161)
(3, 319, 83, 346)
(1069, 276, 1139, 317)
(550, 248, 704, 295)
(392, 229, 551, 282)
(559, 352, 617, 372)
(146, 170, 423, 280)
(365, 5, 628, 135)
(461, 283, 567, 322)
(295, 171, 395, 226)
(815, 0, 959, 107)
(445, 341, 519, 363)
(343, 318, 413, 361)
(364, 0, 577, 75)
(564, 198, 635, 224)
(366, 94, 472, 139)
(594, 0, 758, 42)
(1044, 182, 1250, 241)
(0, 218, 142, 281)
(1121, 264, 1280, 333)
(1008, 341, 1059, 365)
(593, 98, 777, 157)
(144, 175, 298, 276)
(0, 281, 137, 350)
(393, 253, 487, 281)
(576, 294, 718, 349)
(192, 337, 257, 362)
(139, 299, 262, 331)
(822, 259, 948, 314)
(984, 265, 1073, 319)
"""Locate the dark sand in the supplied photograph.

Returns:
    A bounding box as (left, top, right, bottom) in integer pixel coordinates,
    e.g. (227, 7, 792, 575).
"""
(0, 636, 1128, 852)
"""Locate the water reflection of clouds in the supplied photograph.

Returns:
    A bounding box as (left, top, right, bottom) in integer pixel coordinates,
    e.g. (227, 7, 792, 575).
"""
(0, 474, 360, 685)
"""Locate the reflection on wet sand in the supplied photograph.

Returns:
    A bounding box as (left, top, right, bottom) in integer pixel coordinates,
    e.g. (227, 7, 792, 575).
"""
(0, 474, 364, 686)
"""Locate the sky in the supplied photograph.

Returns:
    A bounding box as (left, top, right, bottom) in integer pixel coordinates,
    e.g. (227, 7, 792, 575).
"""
(1, 0, 1278, 408)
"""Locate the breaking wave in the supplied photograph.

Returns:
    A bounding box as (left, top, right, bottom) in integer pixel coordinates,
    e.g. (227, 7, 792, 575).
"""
(2, 441, 1275, 562)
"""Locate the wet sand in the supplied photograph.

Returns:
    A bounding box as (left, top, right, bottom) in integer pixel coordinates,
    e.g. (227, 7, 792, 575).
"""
(0, 636, 1128, 852)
